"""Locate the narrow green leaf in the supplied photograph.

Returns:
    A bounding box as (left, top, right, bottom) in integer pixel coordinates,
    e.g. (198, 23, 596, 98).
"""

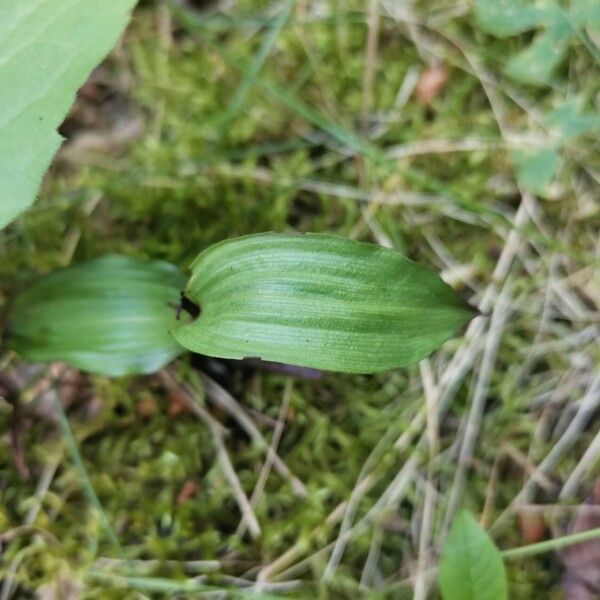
(173, 233, 474, 373)
(7, 255, 185, 376)
(0, 0, 137, 230)
(438, 511, 508, 600)
(221, 0, 293, 122)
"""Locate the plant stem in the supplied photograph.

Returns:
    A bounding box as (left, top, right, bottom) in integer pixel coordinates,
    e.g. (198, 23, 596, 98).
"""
(503, 527, 600, 559)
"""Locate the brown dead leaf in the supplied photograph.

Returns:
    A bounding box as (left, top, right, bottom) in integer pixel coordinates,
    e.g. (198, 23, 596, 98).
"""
(137, 395, 158, 418)
(518, 511, 547, 544)
(415, 64, 448, 105)
(168, 389, 191, 417)
(177, 480, 199, 505)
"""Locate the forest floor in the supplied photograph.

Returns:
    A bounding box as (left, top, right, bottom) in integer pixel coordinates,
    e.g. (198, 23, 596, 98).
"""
(1, 0, 599, 598)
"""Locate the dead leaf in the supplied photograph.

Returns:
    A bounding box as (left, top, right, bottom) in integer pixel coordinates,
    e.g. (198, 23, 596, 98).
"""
(137, 395, 158, 418)
(518, 510, 547, 544)
(415, 64, 448, 105)
(177, 479, 199, 504)
(168, 389, 191, 417)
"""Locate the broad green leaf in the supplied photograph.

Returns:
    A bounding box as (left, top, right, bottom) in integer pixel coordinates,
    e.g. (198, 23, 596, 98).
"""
(475, 0, 545, 37)
(7, 255, 186, 376)
(172, 233, 473, 373)
(438, 511, 508, 600)
(0, 0, 137, 230)
(512, 148, 561, 196)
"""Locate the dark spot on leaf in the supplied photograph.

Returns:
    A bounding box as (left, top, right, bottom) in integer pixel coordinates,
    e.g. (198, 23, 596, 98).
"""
(176, 292, 201, 321)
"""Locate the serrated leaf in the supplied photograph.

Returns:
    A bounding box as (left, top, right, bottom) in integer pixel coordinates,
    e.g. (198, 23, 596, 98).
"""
(172, 233, 473, 373)
(438, 511, 508, 600)
(475, 0, 545, 37)
(7, 255, 185, 376)
(0, 0, 137, 230)
(512, 148, 561, 196)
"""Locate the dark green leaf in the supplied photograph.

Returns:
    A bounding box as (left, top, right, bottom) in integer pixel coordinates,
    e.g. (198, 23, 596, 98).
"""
(438, 511, 508, 600)
(7, 255, 185, 376)
(173, 233, 473, 373)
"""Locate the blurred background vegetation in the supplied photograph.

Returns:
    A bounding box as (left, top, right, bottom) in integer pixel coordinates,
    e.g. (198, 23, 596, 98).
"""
(0, 0, 599, 597)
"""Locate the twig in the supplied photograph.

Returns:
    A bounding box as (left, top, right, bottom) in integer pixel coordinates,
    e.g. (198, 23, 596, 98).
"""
(279, 456, 420, 583)
(442, 282, 513, 535)
(160, 371, 261, 539)
(359, 525, 383, 590)
(236, 379, 294, 538)
(492, 373, 600, 531)
(413, 360, 439, 600)
(560, 426, 600, 499)
(199, 373, 306, 497)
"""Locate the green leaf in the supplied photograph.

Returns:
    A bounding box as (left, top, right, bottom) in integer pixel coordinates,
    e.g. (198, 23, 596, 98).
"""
(172, 233, 473, 373)
(475, 0, 545, 37)
(570, 0, 600, 31)
(0, 0, 136, 230)
(438, 511, 508, 600)
(512, 148, 561, 196)
(505, 25, 569, 85)
(7, 255, 186, 376)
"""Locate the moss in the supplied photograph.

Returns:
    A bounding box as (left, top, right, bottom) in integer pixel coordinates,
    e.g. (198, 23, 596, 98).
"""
(1, 0, 599, 596)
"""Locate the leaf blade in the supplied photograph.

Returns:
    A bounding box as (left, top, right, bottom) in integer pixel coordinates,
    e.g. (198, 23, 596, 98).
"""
(438, 511, 508, 600)
(7, 255, 185, 376)
(475, 0, 545, 37)
(173, 233, 473, 373)
(0, 0, 136, 230)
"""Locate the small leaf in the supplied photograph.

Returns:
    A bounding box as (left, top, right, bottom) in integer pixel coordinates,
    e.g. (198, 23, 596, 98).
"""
(7, 255, 185, 376)
(438, 511, 508, 600)
(475, 0, 545, 37)
(173, 233, 474, 373)
(512, 148, 561, 196)
(415, 65, 449, 105)
(505, 25, 569, 85)
(0, 0, 137, 230)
